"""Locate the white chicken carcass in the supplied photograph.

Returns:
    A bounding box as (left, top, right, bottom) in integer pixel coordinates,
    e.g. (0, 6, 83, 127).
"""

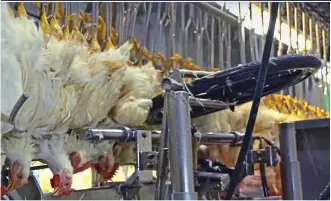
(111, 61, 162, 127)
(92, 61, 162, 181)
(2, 134, 36, 192)
(64, 133, 98, 174)
(1, 3, 47, 193)
(1, 4, 87, 196)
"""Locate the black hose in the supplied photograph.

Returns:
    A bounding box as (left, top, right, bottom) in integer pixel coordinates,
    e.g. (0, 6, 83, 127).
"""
(258, 138, 269, 197)
(224, 3, 279, 199)
(318, 182, 330, 200)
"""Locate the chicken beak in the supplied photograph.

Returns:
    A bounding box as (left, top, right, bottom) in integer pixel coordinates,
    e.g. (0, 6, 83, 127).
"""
(6, 180, 15, 192)
(99, 172, 105, 182)
(52, 187, 61, 197)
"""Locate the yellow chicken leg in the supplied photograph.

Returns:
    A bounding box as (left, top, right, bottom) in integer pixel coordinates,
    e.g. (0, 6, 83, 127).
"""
(49, 15, 64, 40)
(97, 16, 107, 44)
(7, 3, 15, 18)
(17, 2, 28, 18)
(40, 10, 51, 35)
(89, 28, 101, 53)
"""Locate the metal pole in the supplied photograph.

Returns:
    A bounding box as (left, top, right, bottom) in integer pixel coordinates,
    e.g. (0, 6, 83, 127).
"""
(155, 92, 170, 200)
(168, 91, 197, 200)
(279, 122, 303, 200)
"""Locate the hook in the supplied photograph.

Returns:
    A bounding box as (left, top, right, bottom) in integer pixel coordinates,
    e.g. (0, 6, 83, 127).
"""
(105, 3, 113, 39)
(184, 4, 198, 60)
(123, 3, 131, 42)
(277, 3, 283, 57)
(8, 93, 30, 132)
(170, 2, 177, 61)
(286, 2, 293, 54)
(51, 2, 56, 16)
(210, 16, 215, 69)
(151, 2, 162, 56)
(196, 10, 204, 68)
(226, 24, 232, 69)
(178, 3, 185, 57)
(315, 20, 321, 58)
(301, 10, 307, 54)
(91, 2, 99, 33)
(129, 3, 141, 38)
(202, 11, 210, 69)
(260, 2, 265, 59)
(143, 3, 153, 50)
(294, 6, 299, 53)
(248, 2, 256, 62)
(116, 2, 125, 45)
(308, 16, 314, 54)
(159, 3, 169, 56)
(238, 2, 246, 64)
(218, 19, 226, 70)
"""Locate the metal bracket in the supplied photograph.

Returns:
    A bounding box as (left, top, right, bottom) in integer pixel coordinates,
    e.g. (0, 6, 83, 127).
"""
(246, 146, 278, 167)
(194, 172, 230, 193)
(136, 130, 154, 183)
(139, 151, 158, 171)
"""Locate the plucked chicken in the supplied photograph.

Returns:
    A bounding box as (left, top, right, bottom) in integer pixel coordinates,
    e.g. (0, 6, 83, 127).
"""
(1, 3, 131, 196)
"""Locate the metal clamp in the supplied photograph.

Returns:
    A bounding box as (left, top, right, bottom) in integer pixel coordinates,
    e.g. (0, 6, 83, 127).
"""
(139, 151, 158, 171)
(246, 146, 278, 167)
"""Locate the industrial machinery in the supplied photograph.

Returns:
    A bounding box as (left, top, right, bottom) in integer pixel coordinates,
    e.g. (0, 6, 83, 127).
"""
(1, 2, 330, 200)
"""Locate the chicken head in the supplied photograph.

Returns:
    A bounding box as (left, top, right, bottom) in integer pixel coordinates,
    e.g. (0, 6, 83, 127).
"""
(3, 135, 35, 192)
(1, 186, 8, 199)
(35, 137, 74, 196)
(50, 168, 74, 196)
(69, 152, 92, 174)
(7, 160, 29, 191)
(94, 155, 119, 182)
(65, 134, 97, 174)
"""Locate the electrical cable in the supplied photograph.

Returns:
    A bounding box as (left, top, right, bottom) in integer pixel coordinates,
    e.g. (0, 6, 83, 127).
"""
(318, 182, 330, 200)
(224, 3, 280, 199)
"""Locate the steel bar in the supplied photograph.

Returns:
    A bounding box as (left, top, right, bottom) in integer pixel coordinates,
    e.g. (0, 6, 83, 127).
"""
(155, 92, 170, 200)
(279, 122, 303, 200)
(167, 91, 197, 200)
(81, 128, 244, 145)
(191, 3, 237, 26)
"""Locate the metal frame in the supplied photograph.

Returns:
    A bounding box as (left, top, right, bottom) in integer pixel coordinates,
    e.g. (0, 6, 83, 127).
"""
(279, 122, 303, 200)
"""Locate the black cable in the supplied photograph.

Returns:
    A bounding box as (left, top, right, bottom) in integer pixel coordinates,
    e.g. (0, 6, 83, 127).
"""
(258, 138, 269, 197)
(318, 182, 330, 200)
(224, 3, 279, 199)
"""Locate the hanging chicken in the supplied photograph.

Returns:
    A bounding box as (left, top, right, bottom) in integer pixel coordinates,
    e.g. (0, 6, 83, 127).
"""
(194, 94, 329, 196)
